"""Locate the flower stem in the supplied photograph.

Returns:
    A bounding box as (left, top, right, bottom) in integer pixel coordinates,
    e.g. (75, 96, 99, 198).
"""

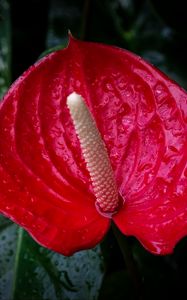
(112, 222, 144, 300)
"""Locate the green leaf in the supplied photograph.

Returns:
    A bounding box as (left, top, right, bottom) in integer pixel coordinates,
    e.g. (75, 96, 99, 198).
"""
(0, 217, 105, 300)
(0, 217, 18, 300)
(38, 44, 67, 60)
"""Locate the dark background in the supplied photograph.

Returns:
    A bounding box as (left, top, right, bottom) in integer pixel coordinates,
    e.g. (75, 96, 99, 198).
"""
(10, 0, 187, 89)
(1, 0, 187, 299)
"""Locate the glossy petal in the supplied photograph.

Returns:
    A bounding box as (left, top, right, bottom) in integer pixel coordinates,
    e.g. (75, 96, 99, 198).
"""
(1, 37, 187, 255)
(61, 38, 187, 254)
(113, 79, 187, 254)
(0, 39, 110, 255)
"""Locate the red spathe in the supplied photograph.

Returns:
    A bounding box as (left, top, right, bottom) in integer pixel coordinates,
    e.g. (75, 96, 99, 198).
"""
(0, 37, 187, 255)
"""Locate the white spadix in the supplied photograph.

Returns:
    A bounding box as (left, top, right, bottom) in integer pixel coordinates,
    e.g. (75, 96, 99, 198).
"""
(67, 92, 119, 216)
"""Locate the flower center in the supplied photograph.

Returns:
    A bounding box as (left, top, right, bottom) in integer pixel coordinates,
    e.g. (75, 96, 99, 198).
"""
(67, 92, 120, 217)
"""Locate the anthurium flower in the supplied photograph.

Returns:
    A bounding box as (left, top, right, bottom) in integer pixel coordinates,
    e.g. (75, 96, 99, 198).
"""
(0, 37, 187, 256)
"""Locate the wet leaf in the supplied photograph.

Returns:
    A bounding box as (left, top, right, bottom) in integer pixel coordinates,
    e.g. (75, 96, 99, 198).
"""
(0, 217, 18, 300)
(0, 220, 105, 300)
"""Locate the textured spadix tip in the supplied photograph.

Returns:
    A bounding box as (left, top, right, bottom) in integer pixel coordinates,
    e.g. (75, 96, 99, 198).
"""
(67, 92, 83, 110)
(67, 92, 120, 218)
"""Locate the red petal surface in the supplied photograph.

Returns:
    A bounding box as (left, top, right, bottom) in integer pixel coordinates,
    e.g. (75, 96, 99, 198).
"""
(0, 38, 110, 255)
(1, 37, 187, 255)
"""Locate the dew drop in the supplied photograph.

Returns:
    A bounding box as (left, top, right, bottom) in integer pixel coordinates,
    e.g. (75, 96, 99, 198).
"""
(155, 88, 162, 95)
